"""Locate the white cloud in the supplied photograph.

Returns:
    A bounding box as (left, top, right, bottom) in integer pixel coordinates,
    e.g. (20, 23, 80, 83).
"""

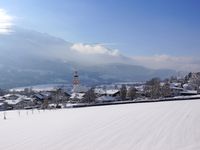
(132, 54, 200, 71)
(0, 9, 13, 34)
(69, 43, 200, 71)
(1, 26, 199, 72)
(70, 43, 120, 56)
(70, 43, 200, 72)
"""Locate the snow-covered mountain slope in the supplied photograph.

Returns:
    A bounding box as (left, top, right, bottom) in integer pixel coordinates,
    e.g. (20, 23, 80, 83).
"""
(1, 100, 200, 150)
(0, 28, 175, 88)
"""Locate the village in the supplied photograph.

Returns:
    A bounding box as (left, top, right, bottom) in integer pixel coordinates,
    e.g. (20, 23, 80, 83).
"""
(0, 71, 200, 111)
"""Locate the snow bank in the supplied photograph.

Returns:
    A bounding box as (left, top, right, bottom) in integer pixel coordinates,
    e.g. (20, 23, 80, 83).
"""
(0, 100, 200, 150)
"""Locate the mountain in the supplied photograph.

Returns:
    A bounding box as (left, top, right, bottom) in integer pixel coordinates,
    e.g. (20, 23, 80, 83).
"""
(0, 27, 176, 88)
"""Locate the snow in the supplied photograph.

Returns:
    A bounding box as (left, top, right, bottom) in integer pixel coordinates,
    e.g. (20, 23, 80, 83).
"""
(94, 88, 106, 95)
(106, 89, 119, 95)
(180, 90, 198, 95)
(174, 94, 200, 99)
(170, 82, 182, 88)
(34, 93, 44, 99)
(1, 100, 200, 150)
(170, 87, 183, 90)
(3, 94, 33, 105)
(70, 93, 85, 100)
(4, 99, 22, 105)
(96, 95, 116, 102)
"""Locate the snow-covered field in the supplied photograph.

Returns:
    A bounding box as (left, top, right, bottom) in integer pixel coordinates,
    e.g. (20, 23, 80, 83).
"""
(1, 100, 200, 150)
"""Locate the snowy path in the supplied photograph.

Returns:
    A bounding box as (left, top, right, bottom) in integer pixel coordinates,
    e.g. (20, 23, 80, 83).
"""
(0, 100, 200, 150)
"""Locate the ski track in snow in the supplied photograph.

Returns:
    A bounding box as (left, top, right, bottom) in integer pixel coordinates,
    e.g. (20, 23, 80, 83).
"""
(0, 100, 200, 150)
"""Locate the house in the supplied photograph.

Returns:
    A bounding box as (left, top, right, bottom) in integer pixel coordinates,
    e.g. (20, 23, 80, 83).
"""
(4, 94, 34, 109)
(94, 88, 120, 102)
(33, 92, 52, 101)
(170, 83, 184, 96)
(70, 93, 85, 101)
(51, 89, 71, 101)
(63, 91, 71, 97)
(170, 87, 184, 96)
(0, 102, 6, 111)
(183, 83, 197, 91)
(2, 94, 19, 100)
(106, 89, 120, 97)
(33, 93, 44, 101)
(94, 88, 106, 96)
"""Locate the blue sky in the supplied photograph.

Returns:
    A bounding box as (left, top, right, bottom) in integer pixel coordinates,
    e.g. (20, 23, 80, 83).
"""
(0, 0, 200, 71)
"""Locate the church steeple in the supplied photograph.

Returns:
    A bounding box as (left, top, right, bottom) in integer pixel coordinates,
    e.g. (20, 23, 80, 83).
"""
(73, 70, 80, 85)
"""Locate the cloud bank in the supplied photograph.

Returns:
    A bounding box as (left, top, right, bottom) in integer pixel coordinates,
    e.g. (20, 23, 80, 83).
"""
(70, 43, 199, 72)
(71, 43, 119, 56)
(0, 9, 13, 34)
(132, 55, 200, 72)
(0, 27, 199, 72)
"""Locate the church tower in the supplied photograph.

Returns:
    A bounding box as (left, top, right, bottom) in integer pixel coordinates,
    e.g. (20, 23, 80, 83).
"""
(72, 70, 89, 94)
(72, 70, 80, 93)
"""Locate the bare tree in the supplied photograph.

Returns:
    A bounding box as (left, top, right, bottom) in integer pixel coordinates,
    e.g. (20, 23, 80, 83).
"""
(170, 76, 178, 83)
(146, 78, 161, 99)
(0, 88, 6, 96)
(55, 88, 63, 105)
(161, 82, 171, 97)
(83, 87, 96, 103)
(42, 98, 49, 109)
(128, 86, 137, 100)
(120, 84, 127, 101)
(190, 72, 200, 92)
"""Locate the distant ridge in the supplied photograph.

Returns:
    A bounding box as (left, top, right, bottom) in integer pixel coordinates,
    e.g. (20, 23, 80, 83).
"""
(0, 27, 176, 88)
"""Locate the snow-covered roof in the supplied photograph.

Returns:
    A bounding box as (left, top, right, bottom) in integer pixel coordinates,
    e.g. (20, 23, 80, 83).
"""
(49, 104, 57, 107)
(170, 87, 183, 90)
(23, 97, 33, 101)
(135, 85, 144, 92)
(106, 89, 119, 95)
(70, 93, 85, 100)
(5, 99, 22, 105)
(3, 94, 20, 100)
(170, 82, 182, 88)
(183, 84, 189, 88)
(34, 93, 44, 100)
(4, 95, 33, 105)
(160, 82, 165, 87)
(2, 94, 31, 103)
(94, 88, 106, 95)
(40, 92, 52, 97)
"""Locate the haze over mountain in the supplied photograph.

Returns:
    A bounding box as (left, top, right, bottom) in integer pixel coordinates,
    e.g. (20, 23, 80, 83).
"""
(1, 1, 200, 88)
(0, 27, 177, 88)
